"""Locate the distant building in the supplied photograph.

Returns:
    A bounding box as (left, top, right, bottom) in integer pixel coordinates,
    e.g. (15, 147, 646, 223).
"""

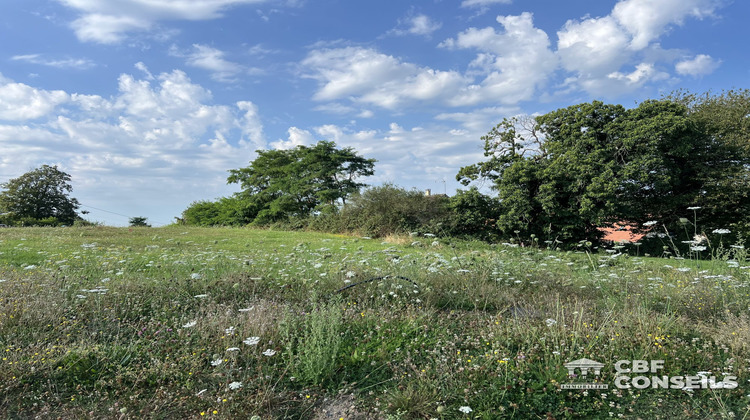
(598, 222, 647, 243)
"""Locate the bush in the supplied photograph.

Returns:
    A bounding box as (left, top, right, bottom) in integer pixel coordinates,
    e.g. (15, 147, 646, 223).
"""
(181, 196, 258, 226)
(332, 184, 450, 237)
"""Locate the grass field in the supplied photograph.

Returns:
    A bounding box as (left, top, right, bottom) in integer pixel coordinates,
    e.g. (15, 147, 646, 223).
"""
(1, 226, 749, 419)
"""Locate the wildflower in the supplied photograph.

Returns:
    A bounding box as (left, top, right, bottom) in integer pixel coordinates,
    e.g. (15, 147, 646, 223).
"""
(194, 294, 208, 298)
(226, 347, 240, 352)
(458, 406, 472, 414)
(224, 326, 236, 335)
(690, 246, 707, 252)
(712, 229, 731, 235)
(643, 221, 658, 226)
(238, 306, 254, 312)
(228, 381, 243, 390)
(545, 318, 557, 327)
(262, 349, 276, 357)
(687, 206, 702, 210)
(191, 273, 202, 280)
(182, 320, 197, 328)
(211, 358, 223, 366)
(243, 337, 260, 346)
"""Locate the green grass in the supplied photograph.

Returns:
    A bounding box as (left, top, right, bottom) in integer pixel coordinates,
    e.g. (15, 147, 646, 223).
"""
(1, 226, 749, 419)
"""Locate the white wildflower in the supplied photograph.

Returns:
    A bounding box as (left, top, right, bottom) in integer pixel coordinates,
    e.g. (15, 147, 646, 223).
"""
(194, 294, 208, 298)
(226, 347, 240, 352)
(243, 336, 261, 346)
(643, 220, 658, 227)
(712, 229, 731, 235)
(545, 318, 557, 327)
(458, 406, 472, 414)
(228, 381, 243, 390)
(182, 320, 197, 328)
(687, 206, 702, 210)
(191, 273, 202, 280)
(211, 358, 223, 366)
(262, 349, 276, 357)
(224, 326, 236, 335)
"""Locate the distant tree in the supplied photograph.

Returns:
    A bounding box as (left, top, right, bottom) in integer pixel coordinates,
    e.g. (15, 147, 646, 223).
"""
(0, 165, 80, 225)
(227, 141, 376, 224)
(129, 216, 151, 227)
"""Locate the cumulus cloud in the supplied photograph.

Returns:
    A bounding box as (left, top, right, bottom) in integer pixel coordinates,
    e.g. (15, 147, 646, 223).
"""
(556, 0, 720, 96)
(301, 46, 468, 110)
(612, 0, 719, 50)
(56, 0, 269, 43)
(675, 54, 721, 76)
(0, 69, 264, 225)
(0, 75, 70, 120)
(303, 13, 553, 111)
(270, 127, 315, 150)
(440, 13, 556, 106)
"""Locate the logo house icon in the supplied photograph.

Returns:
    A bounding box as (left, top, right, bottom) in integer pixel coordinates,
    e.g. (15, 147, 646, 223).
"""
(561, 358, 608, 390)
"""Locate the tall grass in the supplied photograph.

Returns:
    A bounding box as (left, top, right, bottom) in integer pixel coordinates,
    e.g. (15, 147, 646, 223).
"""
(0, 226, 748, 418)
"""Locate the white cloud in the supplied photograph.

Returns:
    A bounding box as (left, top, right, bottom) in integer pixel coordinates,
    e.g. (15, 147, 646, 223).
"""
(557, 16, 631, 76)
(270, 127, 314, 150)
(461, 0, 512, 8)
(57, 0, 269, 44)
(0, 69, 264, 225)
(303, 14, 554, 111)
(172, 44, 248, 82)
(0, 75, 70, 120)
(302, 47, 468, 109)
(555, 0, 721, 96)
(11, 54, 96, 70)
(390, 14, 442, 37)
(440, 13, 557, 106)
(612, 0, 719, 50)
(675, 54, 721, 76)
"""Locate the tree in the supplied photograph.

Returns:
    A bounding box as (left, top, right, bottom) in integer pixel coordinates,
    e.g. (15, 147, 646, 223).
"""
(129, 216, 151, 227)
(0, 165, 80, 225)
(227, 141, 376, 223)
(458, 99, 749, 244)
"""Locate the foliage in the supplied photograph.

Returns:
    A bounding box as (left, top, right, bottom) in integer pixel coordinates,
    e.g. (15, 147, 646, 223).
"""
(128, 216, 151, 227)
(326, 183, 450, 237)
(458, 98, 750, 245)
(227, 141, 375, 224)
(0, 165, 80, 225)
(181, 197, 259, 226)
(279, 299, 343, 385)
(444, 187, 502, 241)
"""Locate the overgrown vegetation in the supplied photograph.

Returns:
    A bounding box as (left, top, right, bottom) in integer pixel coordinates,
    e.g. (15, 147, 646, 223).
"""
(1, 226, 749, 418)
(178, 91, 750, 254)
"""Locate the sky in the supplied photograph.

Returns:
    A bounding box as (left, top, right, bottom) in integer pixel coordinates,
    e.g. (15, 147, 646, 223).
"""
(1, 0, 748, 226)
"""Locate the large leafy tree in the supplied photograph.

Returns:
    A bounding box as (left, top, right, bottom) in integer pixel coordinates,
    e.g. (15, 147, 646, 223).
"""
(227, 141, 376, 223)
(458, 98, 749, 243)
(0, 165, 81, 225)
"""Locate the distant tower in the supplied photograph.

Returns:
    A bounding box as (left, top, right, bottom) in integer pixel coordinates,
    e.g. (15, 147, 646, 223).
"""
(425, 189, 431, 196)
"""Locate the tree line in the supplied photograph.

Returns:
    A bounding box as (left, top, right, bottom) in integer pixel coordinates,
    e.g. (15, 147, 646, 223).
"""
(3, 90, 748, 253)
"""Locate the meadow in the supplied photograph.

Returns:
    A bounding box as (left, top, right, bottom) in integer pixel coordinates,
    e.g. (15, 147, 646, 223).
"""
(1, 226, 749, 419)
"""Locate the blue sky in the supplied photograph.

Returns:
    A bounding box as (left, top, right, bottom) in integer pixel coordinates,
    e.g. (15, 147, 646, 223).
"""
(1, 0, 748, 226)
